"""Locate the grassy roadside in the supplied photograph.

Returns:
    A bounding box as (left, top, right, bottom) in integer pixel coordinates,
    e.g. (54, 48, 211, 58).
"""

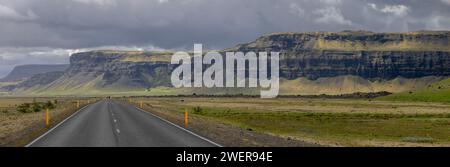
(0, 97, 98, 146)
(128, 97, 450, 147)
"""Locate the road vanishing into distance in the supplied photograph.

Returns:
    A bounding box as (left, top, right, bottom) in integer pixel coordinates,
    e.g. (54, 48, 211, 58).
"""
(27, 100, 220, 147)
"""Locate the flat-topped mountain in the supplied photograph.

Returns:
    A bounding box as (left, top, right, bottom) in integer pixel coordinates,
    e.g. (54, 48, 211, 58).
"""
(228, 31, 450, 52)
(5, 31, 450, 96)
(228, 31, 450, 80)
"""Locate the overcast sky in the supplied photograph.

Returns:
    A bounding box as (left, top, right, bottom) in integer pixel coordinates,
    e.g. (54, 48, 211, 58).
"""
(0, 0, 450, 77)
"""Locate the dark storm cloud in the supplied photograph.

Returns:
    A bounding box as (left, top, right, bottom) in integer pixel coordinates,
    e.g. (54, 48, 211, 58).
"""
(0, 0, 449, 77)
(0, 0, 448, 49)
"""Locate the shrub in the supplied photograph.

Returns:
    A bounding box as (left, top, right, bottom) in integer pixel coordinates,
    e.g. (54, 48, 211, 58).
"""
(31, 101, 42, 112)
(17, 103, 32, 113)
(193, 106, 203, 115)
(43, 101, 55, 110)
(16, 100, 53, 113)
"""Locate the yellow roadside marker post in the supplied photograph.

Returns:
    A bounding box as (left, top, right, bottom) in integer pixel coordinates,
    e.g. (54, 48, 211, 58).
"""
(77, 100, 80, 108)
(45, 108, 49, 128)
(140, 101, 143, 108)
(184, 109, 188, 128)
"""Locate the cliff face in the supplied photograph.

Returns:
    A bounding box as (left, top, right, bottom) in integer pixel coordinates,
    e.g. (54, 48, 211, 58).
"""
(278, 50, 450, 80)
(63, 51, 173, 89)
(229, 31, 450, 80)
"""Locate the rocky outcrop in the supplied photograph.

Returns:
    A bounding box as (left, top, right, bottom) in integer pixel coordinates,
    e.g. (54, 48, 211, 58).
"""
(62, 51, 173, 89)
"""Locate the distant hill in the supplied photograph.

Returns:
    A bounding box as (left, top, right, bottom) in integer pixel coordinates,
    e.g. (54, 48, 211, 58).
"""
(0, 64, 69, 82)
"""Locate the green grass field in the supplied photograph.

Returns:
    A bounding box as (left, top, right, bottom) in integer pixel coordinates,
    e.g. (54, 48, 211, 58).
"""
(132, 97, 450, 147)
(193, 109, 450, 146)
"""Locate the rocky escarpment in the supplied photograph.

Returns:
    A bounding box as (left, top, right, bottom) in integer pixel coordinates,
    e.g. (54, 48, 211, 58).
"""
(277, 50, 450, 80)
(55, 51, 173, 90)
(229, 31, 450, 80)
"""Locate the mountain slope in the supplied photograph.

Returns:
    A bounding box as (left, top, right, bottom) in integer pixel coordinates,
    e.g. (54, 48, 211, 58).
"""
(378, 78, 450, 103)
(0, 64, 69, 82)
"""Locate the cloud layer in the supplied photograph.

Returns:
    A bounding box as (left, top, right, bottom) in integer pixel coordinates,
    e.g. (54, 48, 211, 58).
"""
(0, 0, 450, 77)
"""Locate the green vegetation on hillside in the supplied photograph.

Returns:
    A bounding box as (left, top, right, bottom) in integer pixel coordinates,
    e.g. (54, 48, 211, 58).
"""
(10, 76, 442, 97)
(119, 51, 174, 63)
(379, 78, 450, 103)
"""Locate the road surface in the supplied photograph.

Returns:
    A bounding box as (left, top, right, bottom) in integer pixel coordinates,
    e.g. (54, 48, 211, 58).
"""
(27, 100, 220, 147)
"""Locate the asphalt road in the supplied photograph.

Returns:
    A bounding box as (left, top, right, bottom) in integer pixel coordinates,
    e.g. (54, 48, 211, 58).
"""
(27, 99, 220, 147)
